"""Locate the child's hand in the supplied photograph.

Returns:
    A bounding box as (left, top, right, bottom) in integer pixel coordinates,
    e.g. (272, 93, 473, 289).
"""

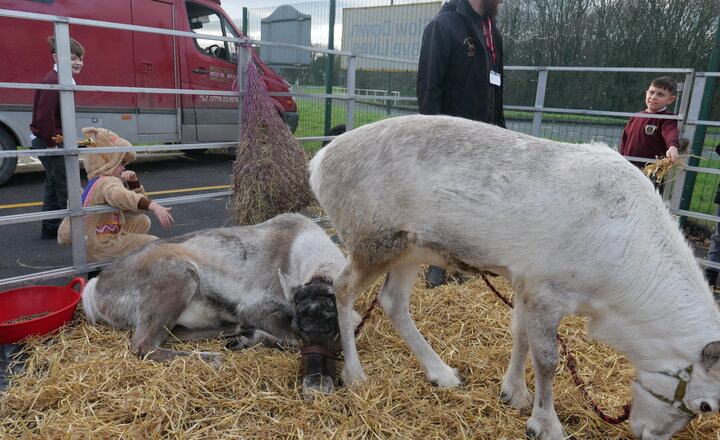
(666, 146, 679, 163)
(120, 170, 137, 183)
(148, 202, 174, 228)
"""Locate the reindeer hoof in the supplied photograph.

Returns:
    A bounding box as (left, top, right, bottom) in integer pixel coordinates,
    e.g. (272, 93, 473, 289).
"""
(225, 333, 256, 350)
(427, 366, 462, 388)
(501, 391, 533, 415)
(431, 377, 465, 388)
(525, 426, 574, 440)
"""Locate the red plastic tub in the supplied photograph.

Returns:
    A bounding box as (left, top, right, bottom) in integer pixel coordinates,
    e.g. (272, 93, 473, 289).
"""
(0, 277, 86, 344)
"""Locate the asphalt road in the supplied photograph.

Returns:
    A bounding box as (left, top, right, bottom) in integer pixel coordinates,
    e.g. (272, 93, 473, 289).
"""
(0, 151, 239, 288)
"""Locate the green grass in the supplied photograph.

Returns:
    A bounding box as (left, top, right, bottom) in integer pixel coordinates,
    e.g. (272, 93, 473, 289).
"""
(687, 157, 720, 222)
(294, 98, 392, 153)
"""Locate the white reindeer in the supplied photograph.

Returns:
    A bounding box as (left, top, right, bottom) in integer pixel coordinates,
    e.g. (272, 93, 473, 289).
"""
(82, 213, 348, 394)
(309, 114, 720, 440)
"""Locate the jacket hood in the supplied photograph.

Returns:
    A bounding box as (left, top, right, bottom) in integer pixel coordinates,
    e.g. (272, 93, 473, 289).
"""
(442, 0, 479, 18)
(81, 127, 137, 180)
(442, 0, 460, 12)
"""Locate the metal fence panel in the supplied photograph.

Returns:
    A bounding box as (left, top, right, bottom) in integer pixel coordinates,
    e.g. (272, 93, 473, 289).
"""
(1, 6, 719, 287)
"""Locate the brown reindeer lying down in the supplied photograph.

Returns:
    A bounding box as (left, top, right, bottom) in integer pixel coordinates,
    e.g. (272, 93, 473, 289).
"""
(82, 213, 351, 394)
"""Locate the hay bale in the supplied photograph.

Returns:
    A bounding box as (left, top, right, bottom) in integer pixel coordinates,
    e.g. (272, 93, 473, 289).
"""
(1, 276, 718, 439)
(229, 61, 314, 226)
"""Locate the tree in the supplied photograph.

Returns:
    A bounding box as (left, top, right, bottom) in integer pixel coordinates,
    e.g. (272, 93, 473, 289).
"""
(497, 0, 720, 112)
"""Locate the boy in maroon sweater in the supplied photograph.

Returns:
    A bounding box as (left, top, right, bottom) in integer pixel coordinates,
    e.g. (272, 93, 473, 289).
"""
(30, 36, 85, 239)
(619, 76, 680, 173)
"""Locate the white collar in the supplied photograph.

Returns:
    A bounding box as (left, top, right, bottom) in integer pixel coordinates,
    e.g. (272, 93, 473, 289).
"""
(53, 64, 77, 85)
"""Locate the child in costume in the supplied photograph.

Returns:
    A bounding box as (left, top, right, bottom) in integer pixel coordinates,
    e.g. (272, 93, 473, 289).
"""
(57, 127, 174, 262)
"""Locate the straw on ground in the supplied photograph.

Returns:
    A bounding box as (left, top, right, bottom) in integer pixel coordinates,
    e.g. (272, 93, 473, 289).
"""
(2, 276, 718, 439)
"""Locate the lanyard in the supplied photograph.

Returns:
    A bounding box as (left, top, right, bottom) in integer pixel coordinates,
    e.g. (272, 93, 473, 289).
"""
(479, 16, 496, 66)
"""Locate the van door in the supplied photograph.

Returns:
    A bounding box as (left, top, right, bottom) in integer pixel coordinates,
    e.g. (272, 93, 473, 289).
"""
(182, 0, 240, 142)
(131, 0, 180, 143)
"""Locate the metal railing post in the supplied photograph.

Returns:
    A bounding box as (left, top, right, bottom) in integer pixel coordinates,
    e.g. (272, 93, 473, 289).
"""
(55, 21, 88, 274)
(346, 55, 356, 131)
(532, 69, 548, 137)
(237, 40, 250, 135)
(677, 72, 695, 131)
(663, 71, 695, 202)
(242, 7, 248, 36)
(323, 0, 337, 136)
(670, 74, 704, 214)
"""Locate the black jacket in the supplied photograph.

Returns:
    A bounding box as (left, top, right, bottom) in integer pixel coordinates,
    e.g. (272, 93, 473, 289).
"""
(417, 0, 505, 127)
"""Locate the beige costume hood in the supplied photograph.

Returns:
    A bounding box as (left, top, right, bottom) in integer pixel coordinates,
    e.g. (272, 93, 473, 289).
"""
(82, 127, 137, 180)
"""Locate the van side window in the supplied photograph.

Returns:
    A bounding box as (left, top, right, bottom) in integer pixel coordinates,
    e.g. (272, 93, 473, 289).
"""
(186, 1, 239, 63)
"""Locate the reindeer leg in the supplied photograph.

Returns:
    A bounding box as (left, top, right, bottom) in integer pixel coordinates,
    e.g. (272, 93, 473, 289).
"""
(228, 297, 300, 349)
(169, 324, 243, 341)
(129, 270, 223, 365)
(525, 285, 570, 440)
(335, 259, 382, 386)
(379, 263, 461, 387)
(226, 327, 299, 350)
(501, 292, 533, 412)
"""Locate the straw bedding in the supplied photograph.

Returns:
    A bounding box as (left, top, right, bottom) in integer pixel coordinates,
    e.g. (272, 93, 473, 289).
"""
(2, 276, 719, 439)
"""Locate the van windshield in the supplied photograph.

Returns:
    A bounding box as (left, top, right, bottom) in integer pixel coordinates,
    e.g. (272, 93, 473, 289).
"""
(187, 1, 240, 63)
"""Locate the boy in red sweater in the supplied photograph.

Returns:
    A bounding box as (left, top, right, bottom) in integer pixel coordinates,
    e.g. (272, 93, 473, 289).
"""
(29, 36, 85, 239)
(619, 76, 680, 174)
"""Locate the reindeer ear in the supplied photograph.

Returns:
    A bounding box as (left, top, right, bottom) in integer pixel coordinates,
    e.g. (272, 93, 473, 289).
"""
(277, 269, 290, 297)
(277, 269, 300, 300)
(701, 341, 720, 369)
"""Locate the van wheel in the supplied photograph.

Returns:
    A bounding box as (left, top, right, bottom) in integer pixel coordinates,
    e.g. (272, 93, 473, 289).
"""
(0, 128, 18, 186)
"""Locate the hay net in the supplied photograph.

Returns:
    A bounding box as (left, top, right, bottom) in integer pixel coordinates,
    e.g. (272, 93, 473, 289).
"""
(230, 56, 314, 226)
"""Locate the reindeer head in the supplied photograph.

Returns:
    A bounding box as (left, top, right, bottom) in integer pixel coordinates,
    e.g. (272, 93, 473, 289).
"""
(291, 279, 340, 397)
(630, 341, 720, 439)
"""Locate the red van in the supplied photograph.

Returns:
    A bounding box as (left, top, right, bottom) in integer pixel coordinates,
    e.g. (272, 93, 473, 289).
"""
(0, 0, 298, 185)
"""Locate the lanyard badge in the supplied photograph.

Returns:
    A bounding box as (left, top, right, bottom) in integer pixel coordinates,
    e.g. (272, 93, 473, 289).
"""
(480, 17, 501, 86)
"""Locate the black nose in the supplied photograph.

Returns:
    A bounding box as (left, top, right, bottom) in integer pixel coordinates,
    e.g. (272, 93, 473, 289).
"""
(700, 401, 712, 413)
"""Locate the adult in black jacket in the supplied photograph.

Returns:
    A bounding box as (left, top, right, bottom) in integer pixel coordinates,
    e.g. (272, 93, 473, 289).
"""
(417, 0, 505, 287)
(417, 0, 505, 127)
